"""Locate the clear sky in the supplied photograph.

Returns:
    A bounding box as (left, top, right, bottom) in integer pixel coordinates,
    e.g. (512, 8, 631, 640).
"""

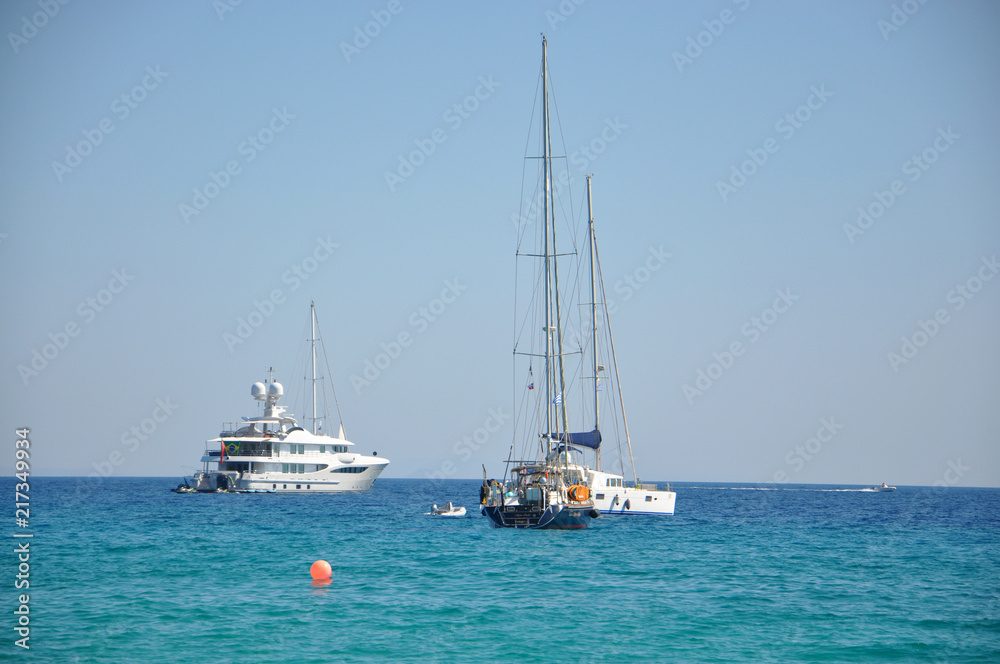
(2, 1, 998, 487)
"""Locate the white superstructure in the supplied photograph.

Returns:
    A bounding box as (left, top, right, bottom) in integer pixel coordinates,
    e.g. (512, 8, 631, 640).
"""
(184, 304, 388, 493)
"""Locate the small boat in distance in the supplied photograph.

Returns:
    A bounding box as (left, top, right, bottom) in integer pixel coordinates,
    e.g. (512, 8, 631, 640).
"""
(429, 502, 466, 517)
(181, 303, 389, 493)
(871, 483, 896, 492)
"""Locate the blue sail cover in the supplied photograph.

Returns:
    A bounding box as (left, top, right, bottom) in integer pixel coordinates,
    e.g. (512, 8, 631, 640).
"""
(548, 429, 602, 449)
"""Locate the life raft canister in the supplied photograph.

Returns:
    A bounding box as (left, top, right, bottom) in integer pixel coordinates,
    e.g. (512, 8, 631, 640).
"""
(567, 484, 589, 502)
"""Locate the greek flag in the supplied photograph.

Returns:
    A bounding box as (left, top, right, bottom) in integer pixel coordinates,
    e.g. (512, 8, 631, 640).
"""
(553, 392, 562, 405)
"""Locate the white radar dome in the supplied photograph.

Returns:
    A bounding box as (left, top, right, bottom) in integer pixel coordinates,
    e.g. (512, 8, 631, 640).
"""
(267, 382, 284, 399)
(251, 382, 267, 400)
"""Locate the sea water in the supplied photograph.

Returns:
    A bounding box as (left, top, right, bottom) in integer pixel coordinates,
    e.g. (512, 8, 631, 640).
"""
(4, 478, 998, 663)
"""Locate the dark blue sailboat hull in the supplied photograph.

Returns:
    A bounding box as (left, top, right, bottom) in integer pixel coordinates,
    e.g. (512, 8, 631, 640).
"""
(481, 503, 594, 529)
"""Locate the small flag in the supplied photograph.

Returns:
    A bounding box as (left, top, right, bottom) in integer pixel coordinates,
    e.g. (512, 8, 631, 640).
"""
(318, 420, 323, 434)
(597, 381, 604, 392)
(528, 366, 534, 390)
(553, 392, 562, 405)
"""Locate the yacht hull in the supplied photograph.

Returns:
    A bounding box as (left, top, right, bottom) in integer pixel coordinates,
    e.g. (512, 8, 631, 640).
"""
(188, 466, 386, 493)
(592, 487, 676, 515)
(481, 503, 595, 529)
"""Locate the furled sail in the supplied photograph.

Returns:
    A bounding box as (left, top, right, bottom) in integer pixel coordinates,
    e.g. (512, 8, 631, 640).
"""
(548, 429, 602, 449)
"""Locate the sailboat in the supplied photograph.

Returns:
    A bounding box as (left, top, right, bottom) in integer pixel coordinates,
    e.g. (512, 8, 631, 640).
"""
(480, 36, 601, 529)
(480, 36, 675, 524)
(182, 302, 389, 493)
(579, 176, 676, 515)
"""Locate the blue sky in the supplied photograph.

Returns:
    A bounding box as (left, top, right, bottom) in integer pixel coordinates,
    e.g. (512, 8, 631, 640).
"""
(2, 0, 998, 487)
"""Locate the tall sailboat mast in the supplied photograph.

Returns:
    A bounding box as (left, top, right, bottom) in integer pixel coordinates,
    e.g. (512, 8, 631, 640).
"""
(587, 175, 601, 470)
(540, 35, 570, 445)
(541, 36, 554, 445)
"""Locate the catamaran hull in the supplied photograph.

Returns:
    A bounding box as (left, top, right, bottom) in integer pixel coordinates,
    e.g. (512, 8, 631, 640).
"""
(592, 488, 676, 515)
(481, 503, 596, 529)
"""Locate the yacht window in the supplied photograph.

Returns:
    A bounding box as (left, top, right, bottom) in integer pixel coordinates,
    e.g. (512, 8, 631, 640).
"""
(645, 495, 653, 502)
(296, 484, 301, 490)
(596, 494, 605, 500)
(299, 444, 305, 454)
(282, 464, 288, 473)
(319, 445, 325, 453)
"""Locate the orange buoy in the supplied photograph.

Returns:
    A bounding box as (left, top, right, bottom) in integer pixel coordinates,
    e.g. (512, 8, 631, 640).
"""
(310, 559, 332, 581)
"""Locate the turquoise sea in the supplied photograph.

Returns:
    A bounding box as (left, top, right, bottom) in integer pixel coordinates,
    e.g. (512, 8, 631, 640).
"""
(5, 478, 999, 663)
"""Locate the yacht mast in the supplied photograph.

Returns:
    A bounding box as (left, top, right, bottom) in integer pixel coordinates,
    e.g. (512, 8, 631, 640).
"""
(541, 35, 570, 444)
(541, 36, 553, 446)
(310, 301, 318, 434)
(587, 175, 601, 470)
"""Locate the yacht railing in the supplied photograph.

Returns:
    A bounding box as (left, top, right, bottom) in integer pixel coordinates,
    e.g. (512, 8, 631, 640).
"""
(204, 449, 274, 458)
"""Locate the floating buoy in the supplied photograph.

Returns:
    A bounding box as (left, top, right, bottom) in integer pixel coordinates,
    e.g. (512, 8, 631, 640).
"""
(310, 559, 332, 581)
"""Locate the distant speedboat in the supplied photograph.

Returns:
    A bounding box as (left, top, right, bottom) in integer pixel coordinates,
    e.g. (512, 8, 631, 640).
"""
(429, 502, 466, 517)
(872, 483, 896, 492)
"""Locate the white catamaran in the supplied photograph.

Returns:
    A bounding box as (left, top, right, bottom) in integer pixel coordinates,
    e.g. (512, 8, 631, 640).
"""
(579, 175, 676, 516)
(179, 303, 389, 493)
